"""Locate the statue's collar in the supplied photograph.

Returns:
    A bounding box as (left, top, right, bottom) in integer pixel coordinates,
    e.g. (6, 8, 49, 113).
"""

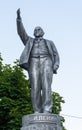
(34, 37, 43, 42)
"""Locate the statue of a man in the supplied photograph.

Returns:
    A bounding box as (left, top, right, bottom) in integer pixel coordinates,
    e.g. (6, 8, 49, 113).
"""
(16, 9, 60, 113)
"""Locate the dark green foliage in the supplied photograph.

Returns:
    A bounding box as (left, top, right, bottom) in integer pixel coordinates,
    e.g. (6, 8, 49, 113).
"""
(0, 55, 33, 130)
(52, 92, 66, 130)
(52, 92, 65, 114)
(0, 54, 66, 130)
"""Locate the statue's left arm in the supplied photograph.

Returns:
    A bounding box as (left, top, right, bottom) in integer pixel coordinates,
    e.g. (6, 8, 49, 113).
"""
(51, 42, 60, 74)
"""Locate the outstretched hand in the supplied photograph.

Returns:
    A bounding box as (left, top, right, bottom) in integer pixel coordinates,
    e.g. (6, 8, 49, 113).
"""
(17, 8, 21, 19)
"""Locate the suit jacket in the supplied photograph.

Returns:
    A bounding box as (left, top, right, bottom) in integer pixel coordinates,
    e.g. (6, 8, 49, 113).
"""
(17, 18, 60, 73)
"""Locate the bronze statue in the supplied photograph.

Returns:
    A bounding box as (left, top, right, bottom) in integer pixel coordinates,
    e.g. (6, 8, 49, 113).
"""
(16, 9, 60, 113)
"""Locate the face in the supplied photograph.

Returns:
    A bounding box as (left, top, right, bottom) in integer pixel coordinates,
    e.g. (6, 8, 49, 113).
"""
(34, 26, 44, 37)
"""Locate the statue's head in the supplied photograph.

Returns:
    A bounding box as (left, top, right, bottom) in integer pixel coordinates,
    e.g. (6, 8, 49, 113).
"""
(34, 26, 44, 38)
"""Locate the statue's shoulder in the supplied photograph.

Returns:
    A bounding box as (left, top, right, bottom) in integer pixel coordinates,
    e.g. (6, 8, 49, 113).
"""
(44, 38, 54, 45)
(29, 36, 34, 41)
(26, 36, 34, 44)
(25, 37, 34, 46)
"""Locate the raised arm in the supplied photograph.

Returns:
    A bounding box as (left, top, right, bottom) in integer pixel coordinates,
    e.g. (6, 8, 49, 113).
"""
(16, 9, 29, 45)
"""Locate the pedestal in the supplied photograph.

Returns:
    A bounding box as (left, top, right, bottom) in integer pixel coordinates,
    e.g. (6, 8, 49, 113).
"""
(20, 113, 62, 130)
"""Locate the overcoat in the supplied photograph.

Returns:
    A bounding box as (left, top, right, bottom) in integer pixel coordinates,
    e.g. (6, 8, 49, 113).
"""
(19, 37, 60, 73)
(17, 18, 60, 73)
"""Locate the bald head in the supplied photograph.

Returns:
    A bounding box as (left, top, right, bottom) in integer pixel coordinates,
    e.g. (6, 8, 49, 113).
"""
(34, 26, 44, 38)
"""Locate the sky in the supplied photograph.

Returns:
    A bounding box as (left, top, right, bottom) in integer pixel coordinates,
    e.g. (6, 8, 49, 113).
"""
(0, 0, 82, 130)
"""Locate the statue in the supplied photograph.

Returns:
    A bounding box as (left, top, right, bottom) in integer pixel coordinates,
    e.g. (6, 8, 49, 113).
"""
(16, 9, 60, 114)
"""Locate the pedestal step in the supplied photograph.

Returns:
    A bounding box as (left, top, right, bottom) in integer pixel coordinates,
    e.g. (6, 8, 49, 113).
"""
(21, 113, 62, 130)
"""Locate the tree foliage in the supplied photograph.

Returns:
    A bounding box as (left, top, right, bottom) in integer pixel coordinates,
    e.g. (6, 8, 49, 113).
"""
(0, 54, 66, 130)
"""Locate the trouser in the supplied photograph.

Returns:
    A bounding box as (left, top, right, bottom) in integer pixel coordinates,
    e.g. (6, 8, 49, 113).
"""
(28, 56, 53, 113)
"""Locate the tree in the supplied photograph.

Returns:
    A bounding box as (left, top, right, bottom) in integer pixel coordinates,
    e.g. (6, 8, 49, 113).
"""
(0, 54, 66, 130)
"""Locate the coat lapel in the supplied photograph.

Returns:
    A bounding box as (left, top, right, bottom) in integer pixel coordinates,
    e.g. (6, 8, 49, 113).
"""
(45, 39, 54, 64)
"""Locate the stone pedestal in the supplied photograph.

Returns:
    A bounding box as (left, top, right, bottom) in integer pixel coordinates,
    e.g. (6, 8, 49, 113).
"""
(20, 113, 62, 130)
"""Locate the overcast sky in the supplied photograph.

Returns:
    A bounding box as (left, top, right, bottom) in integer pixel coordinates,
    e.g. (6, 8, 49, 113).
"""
(0, 1, 82, 130)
